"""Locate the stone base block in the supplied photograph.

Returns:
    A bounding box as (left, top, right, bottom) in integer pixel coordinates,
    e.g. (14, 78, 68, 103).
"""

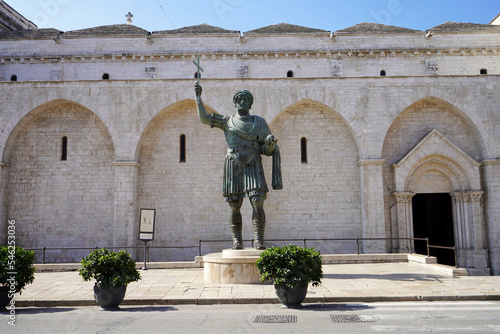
(203, 248, 264, 284)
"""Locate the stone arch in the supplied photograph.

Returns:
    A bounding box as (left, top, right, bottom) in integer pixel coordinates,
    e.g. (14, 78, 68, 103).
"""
(3, 99, 113, 161)
(135, 99, 217, 161)
(266, 99, 362, 253)
(269, 98, 360, 156)
(0, 97, 118, 161)
(382, 96, 487, 163)
(136, 99, 228, 261)
(407, 156, 471, 193)
(393, 129, 482, 193)
(408, 161, 459, 194)
(3, 99, 115, 262)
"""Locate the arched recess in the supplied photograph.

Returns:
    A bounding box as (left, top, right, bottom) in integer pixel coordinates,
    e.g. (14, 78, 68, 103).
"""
(136, 99, 228, 261)
(2, 100, 115, 262)
(267, 99, 361, 254)
(382, 97, 485, 235)
(408, 162, 460, 194)
(0, 97, 117, 160)
(383, 96, 486, 166)
(390, 130, 487, 272)
(270, 99, 360, 154)
(376, 94, 490, 158)
(135, 99, 215, 161)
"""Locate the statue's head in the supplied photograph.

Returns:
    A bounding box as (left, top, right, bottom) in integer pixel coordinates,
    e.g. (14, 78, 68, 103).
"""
(233, 90, 253, 109)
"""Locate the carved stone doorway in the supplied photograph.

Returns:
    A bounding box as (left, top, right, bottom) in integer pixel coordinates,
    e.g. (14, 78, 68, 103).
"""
(412, 193, 455, 265)
(391, 130, 489, 273)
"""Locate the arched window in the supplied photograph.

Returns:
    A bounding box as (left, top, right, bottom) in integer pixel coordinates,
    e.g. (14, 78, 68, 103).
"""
(480, 68, 488, 75)
(301, 137, 307, 164)
(180, 134, 186, 162)
(10, 75, 17, 82)
(102, 73, 110, 80)
(194, 72, 200, 79)
(380, 70, 386, 76)
(287, 70, 294, 78)
(61, 136, 68, 161)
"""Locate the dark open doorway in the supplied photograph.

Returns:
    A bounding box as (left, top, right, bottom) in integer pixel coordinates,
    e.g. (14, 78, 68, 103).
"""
(412, 193, 455, 266)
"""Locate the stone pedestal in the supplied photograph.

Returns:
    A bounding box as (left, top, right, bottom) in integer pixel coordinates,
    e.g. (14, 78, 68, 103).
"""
(203, 248, 264, 284)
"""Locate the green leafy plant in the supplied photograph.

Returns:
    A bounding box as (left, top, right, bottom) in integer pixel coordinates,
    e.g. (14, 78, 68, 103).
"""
(0, 246, 36, 294)
(79, 248, 141, 289)
(256, 244, 323, 289)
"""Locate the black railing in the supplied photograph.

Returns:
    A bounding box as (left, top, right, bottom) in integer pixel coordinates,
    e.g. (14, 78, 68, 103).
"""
(25, 236, 458, 268)
(424, 237, 458, 268)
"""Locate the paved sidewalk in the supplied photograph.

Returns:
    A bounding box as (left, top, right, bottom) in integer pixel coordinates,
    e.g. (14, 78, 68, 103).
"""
(13, 262, 500, 307)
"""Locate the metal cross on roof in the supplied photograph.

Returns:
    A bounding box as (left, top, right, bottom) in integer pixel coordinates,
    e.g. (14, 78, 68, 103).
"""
(126, 12, 133, 25)
(193, 54, 204, 84)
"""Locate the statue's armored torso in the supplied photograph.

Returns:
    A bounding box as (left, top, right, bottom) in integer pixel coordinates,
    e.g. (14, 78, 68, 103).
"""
(225, 115, 264, 167)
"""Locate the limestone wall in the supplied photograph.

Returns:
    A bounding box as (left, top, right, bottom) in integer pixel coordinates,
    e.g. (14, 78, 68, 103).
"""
(0, 75, 498, 270)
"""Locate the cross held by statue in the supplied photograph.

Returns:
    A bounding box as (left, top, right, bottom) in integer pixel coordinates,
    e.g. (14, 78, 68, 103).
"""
(193, 54, 204, 84)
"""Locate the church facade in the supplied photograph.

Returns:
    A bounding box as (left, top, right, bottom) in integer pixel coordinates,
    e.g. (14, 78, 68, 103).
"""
(1, 5, 499, 275)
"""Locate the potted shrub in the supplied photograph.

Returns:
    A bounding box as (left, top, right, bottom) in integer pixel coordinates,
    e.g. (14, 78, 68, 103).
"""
(0, 246, 36, 310)
(79, 248, 141, 310)
(256, 244, 323, 308)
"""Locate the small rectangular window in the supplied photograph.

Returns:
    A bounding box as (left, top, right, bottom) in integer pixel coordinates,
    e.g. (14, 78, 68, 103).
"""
(180, 134, 186, 162)
(61, 136, 68, 161)
(301, 137, 307, 164)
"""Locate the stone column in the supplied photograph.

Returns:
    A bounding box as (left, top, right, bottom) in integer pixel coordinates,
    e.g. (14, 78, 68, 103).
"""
(112, 161, 140, 253)
(469, 191, 485, 250)
(451, 191, 473, 267)
(451, 190, 489, 273)
(480, 159, 500, 275)
(393, 192, 415, 252)
(468, 191, 489, 273)
(450, 192, 466, 250)
(358, 159, 386, 252)
(0, 162, 10, 244)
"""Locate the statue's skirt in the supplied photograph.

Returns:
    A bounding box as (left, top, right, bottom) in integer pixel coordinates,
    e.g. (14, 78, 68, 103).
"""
(223, 155, 268, 202)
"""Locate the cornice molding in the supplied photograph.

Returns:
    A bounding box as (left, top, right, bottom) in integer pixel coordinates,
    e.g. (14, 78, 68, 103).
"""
(1, 47, 499, 65)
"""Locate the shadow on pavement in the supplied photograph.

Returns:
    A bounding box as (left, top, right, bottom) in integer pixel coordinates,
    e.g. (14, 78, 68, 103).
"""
(110, 306, 178, 312)
(324, 273, 444, 282)
(9, 307, 77, 314)
(299, 303, 374, 311)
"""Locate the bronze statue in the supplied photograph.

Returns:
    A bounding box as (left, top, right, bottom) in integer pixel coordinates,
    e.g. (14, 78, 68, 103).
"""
(195, 83, 282, 250)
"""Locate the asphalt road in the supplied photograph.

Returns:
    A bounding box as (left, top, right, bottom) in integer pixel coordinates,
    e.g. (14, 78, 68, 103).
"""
(3, 301, 500, 333)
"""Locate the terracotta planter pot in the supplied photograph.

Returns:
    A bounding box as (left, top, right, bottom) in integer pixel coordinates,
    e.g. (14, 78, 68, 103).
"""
(274, 282, 308, 307)
(93, 285, 127, 310)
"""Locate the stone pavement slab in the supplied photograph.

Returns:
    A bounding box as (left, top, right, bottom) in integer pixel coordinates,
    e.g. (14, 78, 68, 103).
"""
(10, 262, 500, 307)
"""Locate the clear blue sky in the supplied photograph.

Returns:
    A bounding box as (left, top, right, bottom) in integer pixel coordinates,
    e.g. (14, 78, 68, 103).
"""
(5, 0, 500, 33)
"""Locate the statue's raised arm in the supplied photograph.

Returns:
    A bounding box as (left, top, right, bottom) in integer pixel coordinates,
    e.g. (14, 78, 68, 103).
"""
(194, 83, 211, 126)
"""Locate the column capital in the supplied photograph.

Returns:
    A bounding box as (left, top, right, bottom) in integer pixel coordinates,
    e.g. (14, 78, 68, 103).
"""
(393, 191, 415, 203)
(469, 190, 484, 202)
(450, 191, 466, 198)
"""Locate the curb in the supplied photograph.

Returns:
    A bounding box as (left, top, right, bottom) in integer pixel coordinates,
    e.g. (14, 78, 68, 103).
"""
(14, 294, 500, 307)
